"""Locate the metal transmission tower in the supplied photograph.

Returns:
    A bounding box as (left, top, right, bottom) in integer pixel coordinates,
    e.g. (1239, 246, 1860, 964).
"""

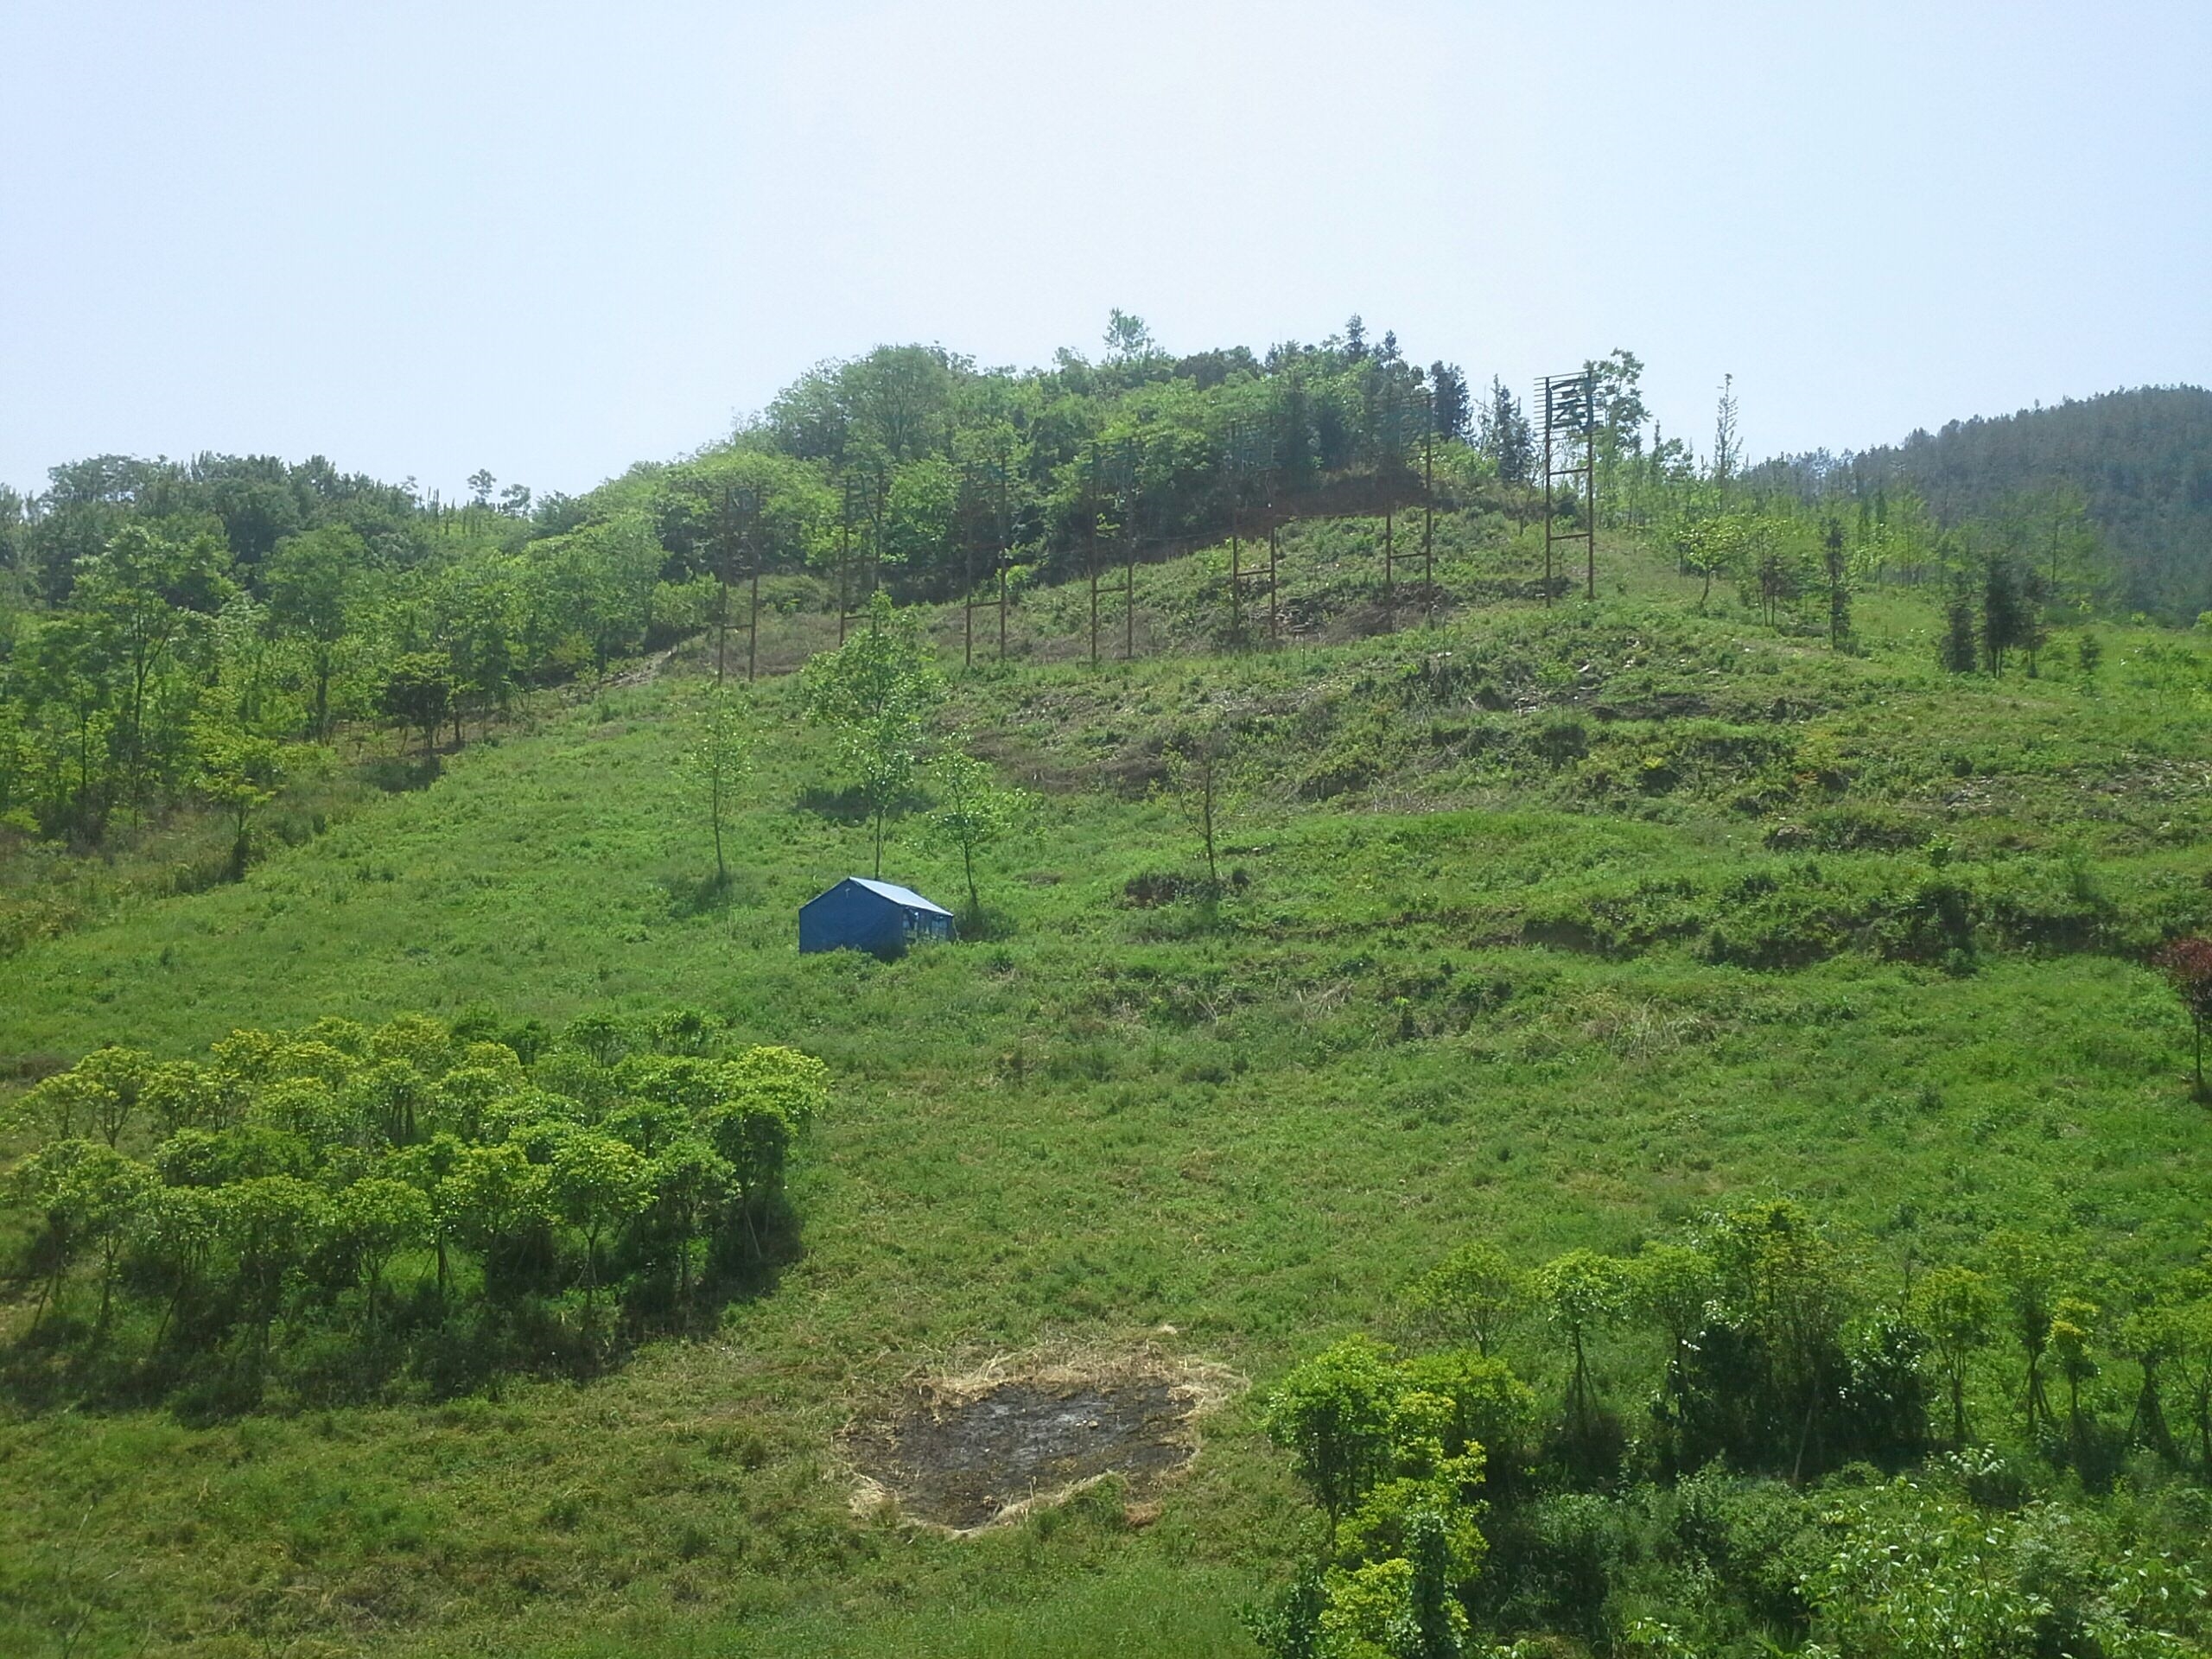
(836, 468, 884, 644)
(711, 484, 764, 684)
(957, 455, 1012, 668)
(1090, 436, 1142, 661)
(1223, 417, 1278, 645)
(1536, 370, 1597, 605)
(1420, 387, 1439, 626)
(1374, 381, 1428, 627)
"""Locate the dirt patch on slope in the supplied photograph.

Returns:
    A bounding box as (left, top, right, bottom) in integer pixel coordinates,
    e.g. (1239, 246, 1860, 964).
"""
(843, 1346, 1240, 1533)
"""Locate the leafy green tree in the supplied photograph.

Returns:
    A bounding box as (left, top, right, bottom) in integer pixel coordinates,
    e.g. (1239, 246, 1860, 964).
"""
(218, 1173, 327, 1352)
(1398, 1506, 1468, 1659)
(1911, 1264, 1996, 1445)
(543, 1131, 651, 1313)
(801, 592, 944, 876)
(380, 652, 452, 754)
(1981, 553, 2032, 674)
(10, 1070, 105, 1142)
(1103, 308, 1155, 364)
(924, 747, 1031, 923)
(1986, 1228, 2068, 1439)
(1940, 578, 1980, 673)
(1822, 518, 1852, 646)
(1709, 1200, 1851, 1478)
(1398, 1349, 1535, 1490)
(72, 524, 232, 815)
(438, 1141, 547, 1289)
(1403, 1242, 1524, 1358)
(191, 715, 285, 877)
(1428, 363, 1469, 443)
(11, 1139, 156, 1337)
(2050, 1296, 2101, 1459)
(1535, 1249, 1630, 1436)
(1630, 1240, 1717, 1440)
(2118, 1300, 2183, 1459)
(1478, 377, 1532, 486)
(2075, 628, 2104, 682)
(1672, 515, 1742, 613)
(69, 1045, 155, 1147)
(2176, 1300, 2212, 1474)
(143, 1059, 229, 1135)
(334, 1176, 430, 1329)
(264, 526, 363, 737)
(387, 1132, 466, 1293)
(1262, 1334, 1404, 1541)
(651, 1137, 729, 1310)
(138, 1185, 219, 1348)
(680, 684, 752, 889)
(2152, 936, 2212, 1098)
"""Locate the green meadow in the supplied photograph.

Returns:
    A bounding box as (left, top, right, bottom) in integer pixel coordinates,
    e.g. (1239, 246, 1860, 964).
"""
(4, 523, 2211, 1656)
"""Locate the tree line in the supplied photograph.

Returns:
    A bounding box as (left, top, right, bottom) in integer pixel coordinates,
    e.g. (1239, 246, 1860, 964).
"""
(1248, 1199, 2212, 1658)
(1749, 386, 2212, 625)
(2, 322, 2177, 866)
(3, 1008, 824, 1413)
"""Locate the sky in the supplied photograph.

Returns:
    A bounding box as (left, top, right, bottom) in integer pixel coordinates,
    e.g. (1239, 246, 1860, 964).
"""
(3, 1, 2207, 502)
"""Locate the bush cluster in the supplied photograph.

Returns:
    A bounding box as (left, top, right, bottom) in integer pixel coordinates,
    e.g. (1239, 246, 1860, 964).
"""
(3, 1007, 824, 1413)
(1251, 1200, 2212, 1657)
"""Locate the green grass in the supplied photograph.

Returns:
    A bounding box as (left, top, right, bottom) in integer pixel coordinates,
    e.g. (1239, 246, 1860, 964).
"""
(4, 521, 2211, 1656)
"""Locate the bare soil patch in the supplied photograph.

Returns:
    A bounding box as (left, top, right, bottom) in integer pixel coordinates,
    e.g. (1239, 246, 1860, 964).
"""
(843, 1347, 1237, 1533)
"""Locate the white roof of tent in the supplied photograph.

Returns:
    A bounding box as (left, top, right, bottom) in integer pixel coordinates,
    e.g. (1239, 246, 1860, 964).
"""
(838, 876, 954, 918)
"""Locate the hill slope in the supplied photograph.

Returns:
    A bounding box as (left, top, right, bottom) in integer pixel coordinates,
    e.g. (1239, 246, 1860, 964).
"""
(5, 519, 2212, 1656)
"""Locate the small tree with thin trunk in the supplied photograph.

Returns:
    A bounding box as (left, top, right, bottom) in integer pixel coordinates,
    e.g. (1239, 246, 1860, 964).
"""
(2153, 936, 2212, 1099)
(381, 652, 453, 755)
(2177, 1300, 2212, 1476)
(680, 685, 752, 891)
(1632, 1240, 1718, 1436)
(1536, 1249, 1630, 1442)
(1912, 1263, 1996, 1446)
(2120, 1300, 2183, 1459)
(1260, 1334, 1402, 1543)
(334, 1176, 430, 1332)
(1823, 518, 1852, 648)
(924, 747, 1032, 925)
(1986, 1228, 2067, 1440)
(2050, 1296, 2101, 1465)
(545, 1131, 652, 1318)
(1159, 728, 1237, 895)
(801, 594, 943, 878)
(192, 716, 286, 879)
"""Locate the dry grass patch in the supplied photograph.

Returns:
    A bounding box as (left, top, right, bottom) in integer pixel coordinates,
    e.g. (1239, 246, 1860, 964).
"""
(842, 1342, 1243, 1534)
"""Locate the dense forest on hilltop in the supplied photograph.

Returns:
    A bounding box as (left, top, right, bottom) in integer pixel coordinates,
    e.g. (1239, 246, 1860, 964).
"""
(1750, 385, 2212, 620)
(1, 314, 2198, 888)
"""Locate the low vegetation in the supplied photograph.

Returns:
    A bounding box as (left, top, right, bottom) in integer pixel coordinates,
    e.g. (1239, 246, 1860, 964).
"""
(3, 328, 2212, 1656)
(1251, 1200, 2212, 1656)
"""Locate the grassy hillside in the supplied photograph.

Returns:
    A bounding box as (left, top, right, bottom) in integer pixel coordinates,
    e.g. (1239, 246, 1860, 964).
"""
(5, 518, 2212, 1656)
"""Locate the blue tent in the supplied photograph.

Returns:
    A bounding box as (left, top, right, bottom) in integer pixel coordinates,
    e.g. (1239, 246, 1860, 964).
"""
(798, 877, 957, 958)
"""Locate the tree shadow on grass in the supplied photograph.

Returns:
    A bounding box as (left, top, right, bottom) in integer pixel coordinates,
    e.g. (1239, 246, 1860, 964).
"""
(0, 1209, 808, 1422)
(360, 753, 442, 794)
(658, 868, 765, 918)
(793, 784, 872, 825)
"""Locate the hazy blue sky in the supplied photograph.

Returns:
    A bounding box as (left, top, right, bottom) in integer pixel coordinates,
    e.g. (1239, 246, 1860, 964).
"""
(4, 2, 2206, 500)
